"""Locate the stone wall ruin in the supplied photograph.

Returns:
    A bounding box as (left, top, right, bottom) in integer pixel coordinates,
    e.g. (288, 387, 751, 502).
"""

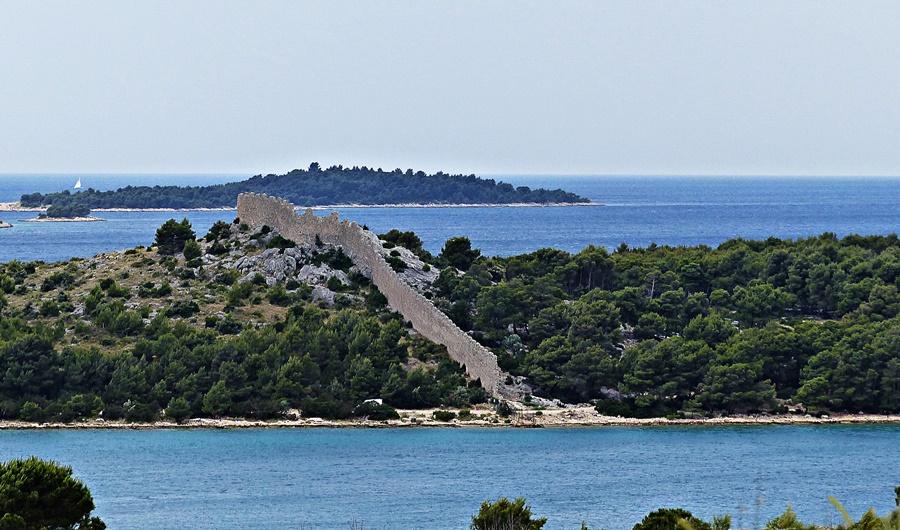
(236, 193, 513, 399)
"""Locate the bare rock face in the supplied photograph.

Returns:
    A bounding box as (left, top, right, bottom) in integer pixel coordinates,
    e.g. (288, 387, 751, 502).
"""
(227, 230, 351, 291)
(311, 286, 336, 306)
(234, 249, 297, 283)
(377, 244, 438, 293)
(295, 264, 348, 285)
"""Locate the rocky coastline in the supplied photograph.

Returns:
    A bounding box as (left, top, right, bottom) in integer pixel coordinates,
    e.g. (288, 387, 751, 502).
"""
(20, 216, 105, 223)
(1, 407, 897, 431)
(0, 201, 602, 212)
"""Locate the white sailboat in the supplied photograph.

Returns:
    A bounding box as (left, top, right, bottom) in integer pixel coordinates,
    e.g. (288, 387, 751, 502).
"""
(74, 178, 82, 189)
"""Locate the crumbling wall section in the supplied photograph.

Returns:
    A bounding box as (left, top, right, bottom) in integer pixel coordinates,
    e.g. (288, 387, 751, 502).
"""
(237, 193, 511, 398)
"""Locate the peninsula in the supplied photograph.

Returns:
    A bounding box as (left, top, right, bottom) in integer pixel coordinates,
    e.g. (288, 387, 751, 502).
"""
(17, 163, 592, 210)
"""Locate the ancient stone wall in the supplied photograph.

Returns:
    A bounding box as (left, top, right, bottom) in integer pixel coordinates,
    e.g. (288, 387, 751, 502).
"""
(237, 193, 511, 399)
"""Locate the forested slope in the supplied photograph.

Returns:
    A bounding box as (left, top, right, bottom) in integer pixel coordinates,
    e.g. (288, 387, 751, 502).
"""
(416, 232, 900, 417)
(0, 219, 487, 423)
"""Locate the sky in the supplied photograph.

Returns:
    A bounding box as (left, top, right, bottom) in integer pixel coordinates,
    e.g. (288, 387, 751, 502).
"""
(2, 2, 900, 177)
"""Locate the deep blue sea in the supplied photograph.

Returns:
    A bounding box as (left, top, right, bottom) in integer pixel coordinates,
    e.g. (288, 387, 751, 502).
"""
(2, 174, 900, 262)
(1, 175, 900, 529)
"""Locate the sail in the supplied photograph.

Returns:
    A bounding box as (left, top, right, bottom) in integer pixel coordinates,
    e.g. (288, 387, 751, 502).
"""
(74, 178, 82, 189)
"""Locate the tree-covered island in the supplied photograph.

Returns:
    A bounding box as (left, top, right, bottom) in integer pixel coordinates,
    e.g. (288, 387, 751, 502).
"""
(23, 201, 102, 223)
(18, 164, 591, 209)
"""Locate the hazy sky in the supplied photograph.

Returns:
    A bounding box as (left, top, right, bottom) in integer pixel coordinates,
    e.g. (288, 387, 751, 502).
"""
(2, 2, 900, 176)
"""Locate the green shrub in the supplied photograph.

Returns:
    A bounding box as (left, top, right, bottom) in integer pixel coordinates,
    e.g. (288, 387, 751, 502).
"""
(18, 401, 46, 423)
(353, 401, 400, 421)
(205, 220, 232, 241)
(123, 401, 157, 423)
(215, 270, 240, 285)
(39, 300, 60, 317)
(326, 276, 344, 292)
(155, 218, 196, 255)
(300, 397, 353, 419)
(166, 300, 200, 318)
(182, 239, 202, 260)
(632, 508, 711, 530)
(433, 410, 456, 422)
(41, 271, 74, 292)
(227, 282, 254, 306)
(266, 234, 296, 250)
(267, 285, 292, 306)
(386, 256, 407, 272)
(496, 401, 513, 417)
(471, 497, 547, 530)
(165, 397, 191, 424)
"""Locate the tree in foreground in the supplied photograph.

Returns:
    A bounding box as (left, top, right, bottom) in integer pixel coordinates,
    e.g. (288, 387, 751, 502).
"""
(632, 508, 712, 530)
(471, 497, 547, 530)
(154, 217, 196, 255)
(0, 456, 105, 530)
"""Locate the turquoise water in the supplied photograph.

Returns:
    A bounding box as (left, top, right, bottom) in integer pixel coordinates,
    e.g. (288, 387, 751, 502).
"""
(3, 175, 900, 262)
(0, 426, 897, 530)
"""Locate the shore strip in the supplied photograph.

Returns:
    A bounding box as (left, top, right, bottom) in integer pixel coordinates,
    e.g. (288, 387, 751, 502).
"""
(19, 216, 105, 223)
(0, 202, 602, 213)
(2, 408, 898, 430)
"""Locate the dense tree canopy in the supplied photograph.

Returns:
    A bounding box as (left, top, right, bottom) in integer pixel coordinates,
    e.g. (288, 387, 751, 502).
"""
(44, 202, 91, 219)
(154, 218, 196, 255)
(428, 232, 900, 416)
(0, 456, 105, 530)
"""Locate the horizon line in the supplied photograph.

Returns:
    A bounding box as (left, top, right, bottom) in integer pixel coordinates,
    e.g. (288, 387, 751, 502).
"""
(2, 172, 900, 179)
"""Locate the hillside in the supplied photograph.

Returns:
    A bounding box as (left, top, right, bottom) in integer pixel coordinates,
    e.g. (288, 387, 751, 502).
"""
(18, 164, 591, 209)
(0, 218, 491, 424)
(415, 232, 900, 418)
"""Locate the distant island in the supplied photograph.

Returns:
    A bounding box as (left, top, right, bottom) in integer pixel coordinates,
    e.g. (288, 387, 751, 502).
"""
(18, 163, 592, 210)
(23, 201, 104, 223)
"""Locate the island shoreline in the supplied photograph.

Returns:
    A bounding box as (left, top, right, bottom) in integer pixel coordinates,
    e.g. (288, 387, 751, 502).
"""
(0, 201, 603, 213)
(19, 216, 105, 223)
(2, 411, 898, 431)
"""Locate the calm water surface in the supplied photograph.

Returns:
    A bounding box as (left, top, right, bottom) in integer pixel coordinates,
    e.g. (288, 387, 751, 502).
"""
(2, 175, 900, 262)
(0, 426, 898, 530)
(1, 175, 899, 529)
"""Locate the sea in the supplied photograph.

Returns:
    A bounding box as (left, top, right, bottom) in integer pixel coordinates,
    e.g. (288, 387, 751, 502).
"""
(2, 174, 900, 262)
(0, 174, 899, 529)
